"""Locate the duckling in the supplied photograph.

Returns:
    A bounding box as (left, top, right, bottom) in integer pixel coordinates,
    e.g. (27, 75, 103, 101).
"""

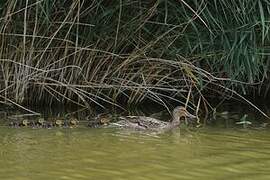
(55, 119, 64, 127)
(19, 119, 30, 127)
(100, 117, 110, 125)
(36, 118, 46, 127)
(69, 117, 79, 127)
(90, 113, 119, 128)
(113, 106, 196, 131)
(87, 114, 108, 128)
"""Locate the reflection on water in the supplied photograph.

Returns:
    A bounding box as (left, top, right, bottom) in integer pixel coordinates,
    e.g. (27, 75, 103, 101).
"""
(0, 126, 269, 180)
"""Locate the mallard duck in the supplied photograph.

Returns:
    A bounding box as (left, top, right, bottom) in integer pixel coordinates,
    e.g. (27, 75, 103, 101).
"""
(113, 106, 196, 131)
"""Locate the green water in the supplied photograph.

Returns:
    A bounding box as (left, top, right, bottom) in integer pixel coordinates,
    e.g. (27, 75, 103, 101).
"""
(0, 126, 269, 180)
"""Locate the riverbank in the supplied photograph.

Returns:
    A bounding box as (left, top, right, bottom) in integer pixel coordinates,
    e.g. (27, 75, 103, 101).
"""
(0, 1, 269, 114)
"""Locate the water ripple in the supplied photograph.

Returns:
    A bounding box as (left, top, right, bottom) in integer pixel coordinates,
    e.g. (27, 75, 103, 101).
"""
(0, 127, 269, 179)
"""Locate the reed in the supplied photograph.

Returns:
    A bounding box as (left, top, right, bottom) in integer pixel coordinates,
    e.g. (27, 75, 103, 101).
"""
(0, 0, 269, 111)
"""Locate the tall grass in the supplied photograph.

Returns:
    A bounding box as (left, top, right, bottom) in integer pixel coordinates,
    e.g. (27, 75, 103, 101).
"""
(0, 0, 269, 112)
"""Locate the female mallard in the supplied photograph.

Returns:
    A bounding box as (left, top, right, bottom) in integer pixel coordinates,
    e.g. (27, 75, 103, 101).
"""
(113, 106, 196, 131)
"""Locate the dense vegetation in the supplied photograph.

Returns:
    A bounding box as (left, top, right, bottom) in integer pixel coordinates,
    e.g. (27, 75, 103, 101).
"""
(0, 0, 269, 112)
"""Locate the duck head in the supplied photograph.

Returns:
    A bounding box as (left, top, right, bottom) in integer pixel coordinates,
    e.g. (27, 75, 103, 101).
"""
(172, 106, 196, 126)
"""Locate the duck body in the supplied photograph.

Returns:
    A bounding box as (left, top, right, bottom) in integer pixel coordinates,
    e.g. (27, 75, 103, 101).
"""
(112, 106, 196, 131)
(114, 116, 173, 131)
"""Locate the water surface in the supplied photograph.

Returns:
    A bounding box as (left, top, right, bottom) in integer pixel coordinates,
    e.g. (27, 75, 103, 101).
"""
(0, 126, 269, 180)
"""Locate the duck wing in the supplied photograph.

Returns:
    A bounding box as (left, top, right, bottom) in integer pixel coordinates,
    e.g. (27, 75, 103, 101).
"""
(115, 116, 168, 130)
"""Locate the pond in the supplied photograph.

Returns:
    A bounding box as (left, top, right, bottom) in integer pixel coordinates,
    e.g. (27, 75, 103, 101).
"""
(0, 125, 269, 180)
